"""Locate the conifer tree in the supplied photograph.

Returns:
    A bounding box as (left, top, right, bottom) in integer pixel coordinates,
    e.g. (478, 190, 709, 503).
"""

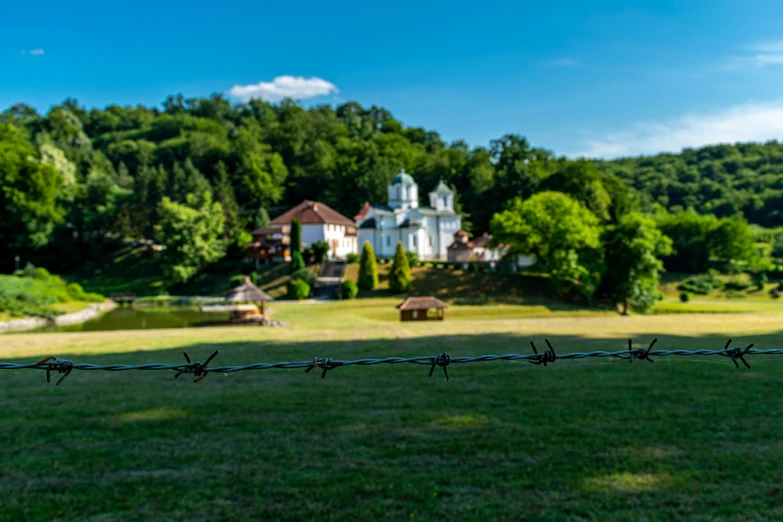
(290, 218, 302, 253)
(358, 241, 379, 291)
(389, 241, 411, 293)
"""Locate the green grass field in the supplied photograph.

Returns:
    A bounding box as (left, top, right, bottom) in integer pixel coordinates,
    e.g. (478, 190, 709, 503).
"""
(3, 302, 783, 521)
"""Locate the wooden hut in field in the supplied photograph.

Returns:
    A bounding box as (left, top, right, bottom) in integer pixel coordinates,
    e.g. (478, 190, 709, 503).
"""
(226, 276, 273, 316)
(397, 296, 448, 322)
(200, 276, 274, 323)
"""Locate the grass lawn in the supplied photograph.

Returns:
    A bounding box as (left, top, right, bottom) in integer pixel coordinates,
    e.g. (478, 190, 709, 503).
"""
(2, 303, 783, 521)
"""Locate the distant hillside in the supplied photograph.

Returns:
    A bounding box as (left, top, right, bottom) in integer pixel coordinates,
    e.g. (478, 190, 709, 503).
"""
(597, 141, 783, 227)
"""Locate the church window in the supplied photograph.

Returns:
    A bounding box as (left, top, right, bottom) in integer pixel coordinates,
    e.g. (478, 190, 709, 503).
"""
(413, 235, 417, 247)
(429, 236, 433, 247)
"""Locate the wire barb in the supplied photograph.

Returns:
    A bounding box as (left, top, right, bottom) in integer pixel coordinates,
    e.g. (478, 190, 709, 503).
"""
(429, 353, 451, 381)
(529, 340, 556, 366)
(722, 339, 753, 369)
(174, 350, 219, 382)
(305, 357, 343, 379)
(627, 338, 657, 363)
(36, 356, 74, 385)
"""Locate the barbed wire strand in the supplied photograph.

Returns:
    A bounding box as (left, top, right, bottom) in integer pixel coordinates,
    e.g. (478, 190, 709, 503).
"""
(1, 338, 780, 386)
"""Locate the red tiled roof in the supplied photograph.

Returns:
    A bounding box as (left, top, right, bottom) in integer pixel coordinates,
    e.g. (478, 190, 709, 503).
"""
(471, 233, 491, 249)
(397, 296, 449, 310)
(270, 200, 355, 227)
(354, 202, 371, 221)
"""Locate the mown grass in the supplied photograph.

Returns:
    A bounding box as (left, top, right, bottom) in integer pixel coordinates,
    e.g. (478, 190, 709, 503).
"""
(2, 307, 783, 521)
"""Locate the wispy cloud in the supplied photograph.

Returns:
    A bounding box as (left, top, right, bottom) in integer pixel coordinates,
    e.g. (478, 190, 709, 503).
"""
(20, 49, 44, 56)
(543, 57, 578, 67)
(726, 39, 783, 68)
(228, 75, 338, 102)
(574, 100, 783, 159)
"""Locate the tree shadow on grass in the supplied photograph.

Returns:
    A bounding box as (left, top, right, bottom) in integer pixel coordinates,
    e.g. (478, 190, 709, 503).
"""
(3, 330, 783, 520)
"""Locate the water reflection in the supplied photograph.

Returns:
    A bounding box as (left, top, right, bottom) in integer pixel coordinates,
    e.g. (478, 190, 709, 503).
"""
(32, 307, 230, 333)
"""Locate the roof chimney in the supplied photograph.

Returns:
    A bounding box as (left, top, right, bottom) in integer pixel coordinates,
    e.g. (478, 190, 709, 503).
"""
(313, 202, 318, 211)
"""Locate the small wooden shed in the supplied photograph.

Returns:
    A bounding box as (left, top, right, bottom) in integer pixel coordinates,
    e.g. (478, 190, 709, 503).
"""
(225, 276, 274, 316)
(397, 296, 448, 322)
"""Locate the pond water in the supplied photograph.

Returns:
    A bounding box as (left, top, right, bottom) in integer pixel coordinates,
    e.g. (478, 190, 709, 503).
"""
(31, 307, 230, 333)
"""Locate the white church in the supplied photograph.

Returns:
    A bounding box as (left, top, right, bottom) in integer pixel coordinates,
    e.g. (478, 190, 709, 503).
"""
(355, 169, 463, 260)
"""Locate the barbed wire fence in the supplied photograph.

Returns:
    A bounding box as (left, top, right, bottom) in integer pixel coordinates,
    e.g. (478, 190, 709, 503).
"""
(2, 338, 782, 386)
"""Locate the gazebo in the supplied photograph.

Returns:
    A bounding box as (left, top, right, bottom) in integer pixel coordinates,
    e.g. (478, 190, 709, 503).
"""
(226, 276, 273, 316)
(397, 296, 448, 322)
(200, 276, 274, 323)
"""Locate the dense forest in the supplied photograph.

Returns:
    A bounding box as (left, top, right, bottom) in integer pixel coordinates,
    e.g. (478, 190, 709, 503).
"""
(1, 94, 782, 307)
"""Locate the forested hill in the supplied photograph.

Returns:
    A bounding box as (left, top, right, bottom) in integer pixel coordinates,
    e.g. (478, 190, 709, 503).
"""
(1, 95, 783, 275)
(596, 143, 783, 228)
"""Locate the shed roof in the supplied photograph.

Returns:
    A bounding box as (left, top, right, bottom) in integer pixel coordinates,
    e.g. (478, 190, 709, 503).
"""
(270, 200, 355, 227)
(397, 296, 448, 310)
(226, 276, 273, 302)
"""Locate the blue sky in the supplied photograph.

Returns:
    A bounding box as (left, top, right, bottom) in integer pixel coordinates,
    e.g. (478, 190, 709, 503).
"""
(4, 0, 783, 158)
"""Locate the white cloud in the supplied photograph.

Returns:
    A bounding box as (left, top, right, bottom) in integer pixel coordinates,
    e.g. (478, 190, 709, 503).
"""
(228, 75, 338, 102)
(574, 100, 783, 159)
(726, 39, 783, 68)
(21, 49, 44, 56)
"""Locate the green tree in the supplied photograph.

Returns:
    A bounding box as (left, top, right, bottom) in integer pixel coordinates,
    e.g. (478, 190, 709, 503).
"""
(389, 241, 412, 293)
(290, 218, 302, 253)
(153, 191, 225, 283)
(213, 161, 241, 242)
(490, 191, 602, 297)
(290, 251, 306, 273)
(599, 213, 672, 314)
(358, 241, 379, 290)
(0, 124, 65, 251)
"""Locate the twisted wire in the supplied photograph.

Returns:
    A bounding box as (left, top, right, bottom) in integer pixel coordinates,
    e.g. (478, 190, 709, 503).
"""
(0, 338, 779, 385)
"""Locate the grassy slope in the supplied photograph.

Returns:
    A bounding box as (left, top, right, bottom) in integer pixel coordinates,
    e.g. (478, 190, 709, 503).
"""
(2, 307, 783, 520)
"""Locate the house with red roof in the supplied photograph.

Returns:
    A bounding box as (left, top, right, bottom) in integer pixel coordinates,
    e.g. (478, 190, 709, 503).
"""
(246, 200, 358, 263)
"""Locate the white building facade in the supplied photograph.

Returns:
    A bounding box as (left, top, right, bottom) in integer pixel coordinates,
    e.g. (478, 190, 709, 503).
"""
(355, 170, 462, 259)
(270, 200, 358, 260)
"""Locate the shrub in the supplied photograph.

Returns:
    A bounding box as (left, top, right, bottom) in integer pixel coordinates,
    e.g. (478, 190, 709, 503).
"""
(389, 241, 411, 293)
(405, 250, 420, 268)
(66, 282, 85, 300)
(311, 240, 330, 264)
(679, 292, 690, 303)
(726, 289, 747, 299)
(724, 277, 752, 291)
(249, 271, 258, 286)
(358, 242, 379, 291)
(436, 264, 445, 269)
(287, 279, 310, 300)
(83, 292, 106, 303)
(229, 274, 245, 287)
(678, 275, 718, 295)
(340, 279, 359, 299)
(291, 268, 316, 287)
(346, 253, 359, 264)
(290, 251, 306, 273)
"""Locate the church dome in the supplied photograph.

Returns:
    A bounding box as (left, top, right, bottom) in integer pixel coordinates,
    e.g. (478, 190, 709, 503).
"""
(391, 169, 415, 185)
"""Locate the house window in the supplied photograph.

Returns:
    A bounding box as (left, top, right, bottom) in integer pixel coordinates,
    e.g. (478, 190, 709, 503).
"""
(413, 235, 417, 247)
(429, 236, 433, 247)
(412, 311, 418, 319)
(386, 236, 391, 247)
